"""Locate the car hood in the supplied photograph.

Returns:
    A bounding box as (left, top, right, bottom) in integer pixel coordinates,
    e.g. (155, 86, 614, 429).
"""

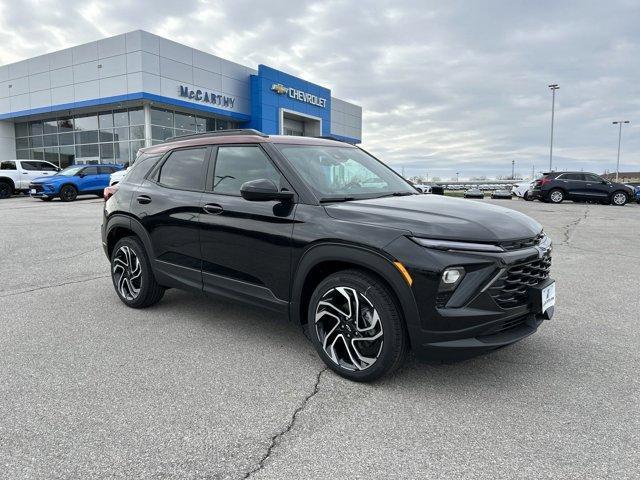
(31, 175, 64, 184)
(324, 194, 542, 242)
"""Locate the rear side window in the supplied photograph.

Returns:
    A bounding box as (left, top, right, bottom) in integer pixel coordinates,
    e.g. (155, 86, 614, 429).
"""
(212, 146, 281, 195)
(1, 161, 16, 170)
(584, 173, 603, 182)
(156, 148, 207, 190)
(559, 173, 583, 181)
(126, 154, 161, 185)
(83, 166, 99, 175)
(98, 166, 115, 174)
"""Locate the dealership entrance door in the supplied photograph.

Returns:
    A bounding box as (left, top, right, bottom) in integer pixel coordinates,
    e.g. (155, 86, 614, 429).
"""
(280, 109, 321, 137)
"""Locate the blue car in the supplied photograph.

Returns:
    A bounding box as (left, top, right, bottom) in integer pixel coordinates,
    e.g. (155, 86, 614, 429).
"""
(30, 164, 123, 202)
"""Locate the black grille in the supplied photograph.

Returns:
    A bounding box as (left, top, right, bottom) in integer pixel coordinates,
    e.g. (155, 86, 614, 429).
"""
(499, 232, 544, 251)
(489, 254, 551, 308)
(435, 292, 453, 308)
(29, 183, 44, 192)
(492, 315, 528, 334)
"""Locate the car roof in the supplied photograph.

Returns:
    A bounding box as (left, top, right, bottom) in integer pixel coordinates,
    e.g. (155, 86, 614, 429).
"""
(138, 130, 353, 156)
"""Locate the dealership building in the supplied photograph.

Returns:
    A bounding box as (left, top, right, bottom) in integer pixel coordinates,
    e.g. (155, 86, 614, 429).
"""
(0, 30, 362, 167)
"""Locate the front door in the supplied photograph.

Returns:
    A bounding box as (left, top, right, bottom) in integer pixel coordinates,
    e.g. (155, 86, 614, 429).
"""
(76, 166, 103, 192)
(582, 173, 612, 200)
(19, 160, 59, 189)
(199, 144, 296, 312)
(130, 146, 210, 291)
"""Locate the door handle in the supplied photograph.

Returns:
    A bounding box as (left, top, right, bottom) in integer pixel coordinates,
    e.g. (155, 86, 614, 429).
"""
(586, 183, 592, 186)
(22, 172, 29, 174)
(136, 195, 151, 204)
(203, 203, 223, 215)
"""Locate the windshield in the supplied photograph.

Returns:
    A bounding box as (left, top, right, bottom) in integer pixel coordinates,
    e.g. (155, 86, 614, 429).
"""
(56, 166, 83, 176)
(276, 145, 416, 201)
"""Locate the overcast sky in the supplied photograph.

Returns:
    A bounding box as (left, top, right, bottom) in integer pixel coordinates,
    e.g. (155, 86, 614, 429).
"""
(1, 0, 639, 180)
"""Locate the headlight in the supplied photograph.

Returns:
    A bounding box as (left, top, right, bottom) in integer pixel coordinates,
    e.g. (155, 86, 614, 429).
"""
(411, 237, 504, 253)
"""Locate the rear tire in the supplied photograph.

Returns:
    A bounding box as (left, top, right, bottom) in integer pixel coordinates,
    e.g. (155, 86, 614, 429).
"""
(548, 188, 564, 204)
(0, 181, 11, 199)
(110, 236, 165, 308)
(60, 185, 78, 202)
(308, 269, 408, 382)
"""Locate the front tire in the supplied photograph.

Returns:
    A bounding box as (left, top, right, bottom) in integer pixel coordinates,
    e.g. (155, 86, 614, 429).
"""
(611, 191, 627, 206)
(60, 185, 78, 202)
(308, 269, 408, 382)
(110, 236, 165, 308)
(548, 188, 564, 204)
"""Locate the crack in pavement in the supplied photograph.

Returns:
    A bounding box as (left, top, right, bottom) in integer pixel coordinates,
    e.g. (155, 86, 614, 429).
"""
(242, 367, 328, 479)
(557, 206, 590, 246)
(0, 274, 110, 298)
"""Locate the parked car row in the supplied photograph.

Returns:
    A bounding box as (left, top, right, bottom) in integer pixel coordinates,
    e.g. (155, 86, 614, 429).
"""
(528, 172, 634, 206)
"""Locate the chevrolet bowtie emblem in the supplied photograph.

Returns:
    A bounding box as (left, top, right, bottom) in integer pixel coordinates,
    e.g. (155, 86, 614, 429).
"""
(271, 83, 288, 95)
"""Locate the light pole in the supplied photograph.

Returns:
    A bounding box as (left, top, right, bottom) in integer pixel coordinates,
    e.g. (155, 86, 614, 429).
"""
(548, 84, 559, 171)
(511, 160, 515, 179)
(456, 172, 459, 183)
(612, 120, 630, 182)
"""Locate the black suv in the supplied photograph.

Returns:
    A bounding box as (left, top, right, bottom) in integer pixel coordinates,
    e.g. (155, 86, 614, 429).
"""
(531, 171, 632, 205)
(102, 130, 555, 381)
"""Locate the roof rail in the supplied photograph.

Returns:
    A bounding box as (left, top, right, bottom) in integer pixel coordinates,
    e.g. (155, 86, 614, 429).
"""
(165, 129, 268, 142)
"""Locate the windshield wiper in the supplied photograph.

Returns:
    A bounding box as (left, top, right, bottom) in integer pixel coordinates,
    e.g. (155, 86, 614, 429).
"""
(374, 192, 416, 199)
(319, 196, 357, 203)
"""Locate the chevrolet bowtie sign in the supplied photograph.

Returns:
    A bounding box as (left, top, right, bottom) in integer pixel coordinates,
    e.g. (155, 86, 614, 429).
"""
(178, 86, 236, 108)
(271, 83, 327, 108)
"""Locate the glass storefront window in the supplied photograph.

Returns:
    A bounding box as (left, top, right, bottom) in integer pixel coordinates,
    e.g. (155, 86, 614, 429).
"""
(175, 112, 196, 131)
(100, 143, 114, 161)
(130, 125, 144, 140)
(13, 107, 235, 166)
(74, 114, 98, 131)
(59, 146, 75, 168)
(151, 107, 173, 127)
(76, 143, 99, 160)
(30, 136, 43, 148)
(15, 123, 29, 137)
(29, 121, 43, 136)
(58, 132, 74, 146)
(129, 107, 144, 125)
(113, 126, 129, 142)
(115, 141, 130, 163)
(43, 134, 58, 147)
(99, 112, 114, 129)
(58, 118, 73, 132)
(44, 147, 59, 166)
(43, 119, 58, 134)
(152, 126, 173, 141)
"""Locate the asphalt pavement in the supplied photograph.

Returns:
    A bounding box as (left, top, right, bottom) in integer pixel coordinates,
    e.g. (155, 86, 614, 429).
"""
(1, 195, 638, 479)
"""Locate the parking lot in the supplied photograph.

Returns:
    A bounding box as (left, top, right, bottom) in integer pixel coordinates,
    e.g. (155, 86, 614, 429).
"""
(1, 196, 639, 479)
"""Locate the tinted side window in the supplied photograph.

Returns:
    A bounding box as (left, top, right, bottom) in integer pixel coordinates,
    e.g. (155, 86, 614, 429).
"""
(584, 173, 603, 182)
(561, 173, 583, 181)
(157, 148, 207, 190)
(213, 146, 281, 195)
(127, 154, 161, 185)
(98, 166, 114, 174)
(83, 166, 99, 175)
(20, 161, 40, 171)
(1, 161, 16, 170)
(34, 161, 58, 172)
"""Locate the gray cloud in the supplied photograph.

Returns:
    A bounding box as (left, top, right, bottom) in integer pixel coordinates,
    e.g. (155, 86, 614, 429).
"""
(1, 0, 638, 179)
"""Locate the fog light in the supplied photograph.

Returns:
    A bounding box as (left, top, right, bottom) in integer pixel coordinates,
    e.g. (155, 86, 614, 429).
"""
(439, 267, 465, 292)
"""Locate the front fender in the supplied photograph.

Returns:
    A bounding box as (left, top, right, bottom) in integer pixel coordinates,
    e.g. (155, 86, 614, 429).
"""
(289, 242, 420, 332)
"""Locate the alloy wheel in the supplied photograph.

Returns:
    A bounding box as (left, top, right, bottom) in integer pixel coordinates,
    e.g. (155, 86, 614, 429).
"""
(314, 286, 384, 371)
(612, 192, 626, 206)
(550, 190, 563, 203)
(61, 186, 76, 201)
(112, 245, 142, 301)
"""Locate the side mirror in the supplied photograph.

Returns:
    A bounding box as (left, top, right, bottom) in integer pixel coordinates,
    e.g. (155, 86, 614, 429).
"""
(240, 178, 294, 202)
(77, 173, 85, 178)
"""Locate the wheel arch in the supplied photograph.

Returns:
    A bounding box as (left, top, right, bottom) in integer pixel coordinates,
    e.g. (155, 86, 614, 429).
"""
(0, 176, 16, 190)
(290, 243, 420, 334)
(105, 214, 155, 260)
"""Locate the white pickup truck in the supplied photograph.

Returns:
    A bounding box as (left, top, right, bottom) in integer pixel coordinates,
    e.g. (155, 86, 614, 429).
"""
(0, 159, 60, 199)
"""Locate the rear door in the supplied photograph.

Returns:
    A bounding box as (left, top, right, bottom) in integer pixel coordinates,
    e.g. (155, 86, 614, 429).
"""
(130, 146, 210, 291)
(97, 166, 117, 190)
(18, 160, 58, 188)
(198, 144, 297, 312)
(556, 173, 583, 199)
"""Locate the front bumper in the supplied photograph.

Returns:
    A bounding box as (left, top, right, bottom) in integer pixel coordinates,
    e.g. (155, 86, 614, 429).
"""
(384, 235, 553, 360)
(28, 184, 56, 198)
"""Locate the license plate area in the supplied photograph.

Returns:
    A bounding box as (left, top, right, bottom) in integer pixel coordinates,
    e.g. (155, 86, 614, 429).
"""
(528, 278, 555, 319)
